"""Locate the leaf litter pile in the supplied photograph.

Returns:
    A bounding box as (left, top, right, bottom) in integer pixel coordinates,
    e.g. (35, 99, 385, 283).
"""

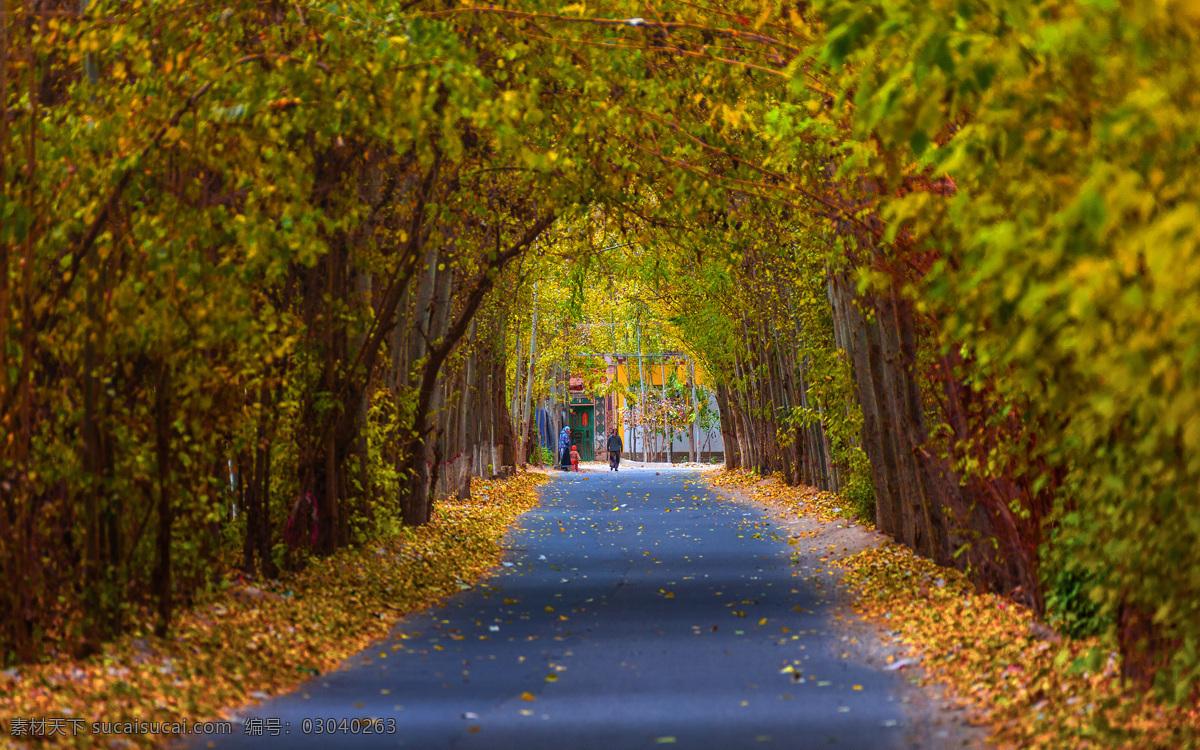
(707, 468, 1198, 749)
(840, 545, 1199, 749)
(0, 472, 546, 749)
(708, 469, 863, 527)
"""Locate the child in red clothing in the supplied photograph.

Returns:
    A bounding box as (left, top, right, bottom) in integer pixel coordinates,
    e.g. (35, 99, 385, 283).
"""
(569, 445, 581, 472)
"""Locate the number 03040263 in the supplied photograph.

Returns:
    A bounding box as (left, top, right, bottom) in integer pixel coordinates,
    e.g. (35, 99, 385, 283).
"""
(300, 717, 398, 735)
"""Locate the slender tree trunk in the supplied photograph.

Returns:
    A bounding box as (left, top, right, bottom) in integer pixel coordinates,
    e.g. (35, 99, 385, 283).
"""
(830, 271, 894, 533)
(511, 318, 522, 442)
(152, 365, 172, 637)
(241, 385, 272, 576)
(716, 383, 740, 470)
(660, 357, 670, 464)
(81, 264, 104, 649)
(391, 284, 411, 391)
(258, 385, 276, 577)
(732, 353, 757, 472)
(688, 360, 698, 463)
(519, 283, 539, 465)
(354, 269, 373, 516)
(457, 321, 477, 499)
(495, 351, 516, 470)
(637, 324, 647, 463)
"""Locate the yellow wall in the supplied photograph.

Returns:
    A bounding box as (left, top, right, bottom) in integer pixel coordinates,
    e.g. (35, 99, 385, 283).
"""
(609, 359, 713, 389)
(605, 357, 711, 428)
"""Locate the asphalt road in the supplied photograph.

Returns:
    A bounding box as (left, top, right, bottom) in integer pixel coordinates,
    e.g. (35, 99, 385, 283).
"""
(201, 464, 908, 749)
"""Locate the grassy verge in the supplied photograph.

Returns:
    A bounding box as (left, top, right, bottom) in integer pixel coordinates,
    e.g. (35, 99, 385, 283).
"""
(0, 472, 547, 749)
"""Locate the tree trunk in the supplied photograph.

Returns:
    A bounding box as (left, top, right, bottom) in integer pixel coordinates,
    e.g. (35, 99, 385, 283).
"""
(688, 360, 698, 463)
(637, 324, 648, 463)
(716, 383, 740, 470)
(518, 283, 539, 465)
(152, 365, 172, 637)
(457, 323, 477, 500)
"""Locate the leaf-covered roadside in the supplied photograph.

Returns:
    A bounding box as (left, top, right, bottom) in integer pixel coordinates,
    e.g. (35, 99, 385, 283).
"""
(0, 472, 546, 749)
(838, 545, 1200, 749)
(707, 469, 870, 527)
(706, 468, 1198, 748)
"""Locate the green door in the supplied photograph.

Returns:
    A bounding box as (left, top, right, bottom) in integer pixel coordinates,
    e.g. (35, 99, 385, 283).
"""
(569, 403, 596, 461)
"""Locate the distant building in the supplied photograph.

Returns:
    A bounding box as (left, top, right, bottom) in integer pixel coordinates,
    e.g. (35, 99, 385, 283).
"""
(554, 354, 725, 464)
(534, 354, 725, 464)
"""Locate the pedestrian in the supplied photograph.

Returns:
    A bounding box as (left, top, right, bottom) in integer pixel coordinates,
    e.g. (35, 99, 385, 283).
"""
(570, 445, 581, 472)
(559, 422, 572, 471)
(606, 428, 623, 471)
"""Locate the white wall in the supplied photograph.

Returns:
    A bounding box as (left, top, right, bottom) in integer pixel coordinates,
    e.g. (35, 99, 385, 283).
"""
(620, 391, 724, 457)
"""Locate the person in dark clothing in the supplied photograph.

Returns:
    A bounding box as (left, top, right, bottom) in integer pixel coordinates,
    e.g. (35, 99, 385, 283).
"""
(606, 429, 623, 471)
(559, 424, 572, 471)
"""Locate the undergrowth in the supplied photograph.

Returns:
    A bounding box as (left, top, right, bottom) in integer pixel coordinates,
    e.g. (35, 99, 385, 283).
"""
(707, 468, 1198, 748)
(839, 545, 1200, 749)
(0, 472, 546, 749)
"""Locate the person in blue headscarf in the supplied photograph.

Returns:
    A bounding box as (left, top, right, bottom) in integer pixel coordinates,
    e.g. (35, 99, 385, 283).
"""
(559, 422, 572, 471)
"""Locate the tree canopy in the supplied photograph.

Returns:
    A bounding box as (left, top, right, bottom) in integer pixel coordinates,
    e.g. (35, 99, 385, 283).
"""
(2, 0, 1197, 708)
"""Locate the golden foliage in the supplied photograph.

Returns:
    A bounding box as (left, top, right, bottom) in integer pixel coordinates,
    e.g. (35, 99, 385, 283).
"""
(0, 473, 546, 748)
(708, 468, 868, 527)
(839, 545, 1200, 749)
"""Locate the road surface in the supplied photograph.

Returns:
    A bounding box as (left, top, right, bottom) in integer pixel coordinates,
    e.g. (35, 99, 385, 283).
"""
(199, 464, 909, 749)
